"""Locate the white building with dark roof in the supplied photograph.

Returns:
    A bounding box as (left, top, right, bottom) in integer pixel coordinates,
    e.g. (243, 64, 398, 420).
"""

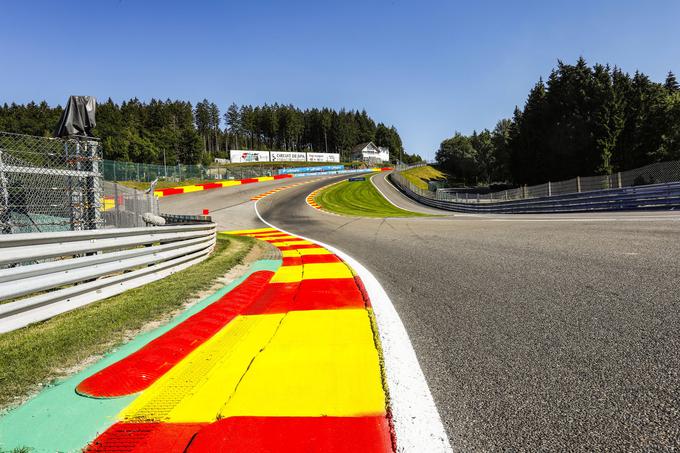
(350, 142, 390, 164)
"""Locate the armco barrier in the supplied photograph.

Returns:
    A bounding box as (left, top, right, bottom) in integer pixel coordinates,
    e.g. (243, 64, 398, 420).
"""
(390, 173, 680, 214)
(0, 223, 216, 333)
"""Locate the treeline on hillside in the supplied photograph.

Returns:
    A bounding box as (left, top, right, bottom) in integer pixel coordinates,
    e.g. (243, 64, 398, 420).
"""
(437, 58, 680, 185)
(0, 100, 422, 165)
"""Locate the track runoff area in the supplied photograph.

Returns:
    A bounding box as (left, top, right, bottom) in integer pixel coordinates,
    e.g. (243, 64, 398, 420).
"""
(0, 172, 450, 452)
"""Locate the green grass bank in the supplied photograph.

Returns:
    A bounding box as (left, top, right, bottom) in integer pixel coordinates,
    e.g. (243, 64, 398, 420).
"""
(400, 165, 447, 189)
(314, 174, 427, 218)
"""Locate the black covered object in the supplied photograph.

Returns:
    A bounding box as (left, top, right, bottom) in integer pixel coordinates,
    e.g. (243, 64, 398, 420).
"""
(54, 96, 97, 137)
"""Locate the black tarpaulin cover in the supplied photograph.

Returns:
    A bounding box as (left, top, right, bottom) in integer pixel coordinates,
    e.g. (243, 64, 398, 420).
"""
(54, 96, 97, 137)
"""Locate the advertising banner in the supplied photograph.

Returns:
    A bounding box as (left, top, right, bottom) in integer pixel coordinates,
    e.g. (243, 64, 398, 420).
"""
(229, 150, 271, 163)
(280, 165, 344, 175)
(270, 151, 306, 162)
(306, 152, 340, 163)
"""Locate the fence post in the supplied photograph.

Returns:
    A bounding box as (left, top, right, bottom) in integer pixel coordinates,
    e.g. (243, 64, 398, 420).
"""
(85, 140, 101, 230)
(576, 176, 581, 193)
(548, 181, 552, 197)
(617, 172, 622, 188)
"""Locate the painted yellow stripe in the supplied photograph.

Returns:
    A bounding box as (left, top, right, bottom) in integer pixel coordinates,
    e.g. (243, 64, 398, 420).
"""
(281, 247, 332, 257)
(220, 180, 241, 187)
(270, 265, 303, 283)
(261, 235, 299, 242)
(250, 232, 290, 238)
(119, 314, 284, 423)
(223, 227, 277, 235)
(218, 309, 386, 418)
(270, 262, 353, 282)
(303, 262, 354, 279)
(271, 240, 314, 246)
(153, 190, 164, 198)
(178, 185, 202, 193)
(119, 310, 386, 422)
(257, 176, 275, 182)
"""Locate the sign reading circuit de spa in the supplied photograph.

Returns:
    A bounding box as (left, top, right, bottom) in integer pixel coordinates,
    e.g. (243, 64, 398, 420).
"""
(230, 150, 340, 163)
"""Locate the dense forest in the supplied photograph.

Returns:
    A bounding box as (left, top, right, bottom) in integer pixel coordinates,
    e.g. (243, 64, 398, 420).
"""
(0, 100, 421, 165)
(437, 58, 680, 185)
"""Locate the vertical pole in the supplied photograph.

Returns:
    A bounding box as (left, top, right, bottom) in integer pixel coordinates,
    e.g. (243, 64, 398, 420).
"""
(87, 140, 101, 230)
(548, 181, 552, 197)
(114, 179, 120, 227)
(577, 176, 581, 193)
(617, 172, 622, 188)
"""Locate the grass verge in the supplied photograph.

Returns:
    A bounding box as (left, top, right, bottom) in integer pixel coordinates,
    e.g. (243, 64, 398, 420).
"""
(0, 235, 254, 411)
(400, 165, 447, 190)
(314, 175, 427, 217)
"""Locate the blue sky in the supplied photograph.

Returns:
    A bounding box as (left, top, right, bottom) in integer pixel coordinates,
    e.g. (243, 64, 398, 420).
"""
(1, 0, 679, 160)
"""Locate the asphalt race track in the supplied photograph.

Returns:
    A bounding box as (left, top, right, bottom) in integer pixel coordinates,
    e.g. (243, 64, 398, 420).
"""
(161, 173, 680, 450)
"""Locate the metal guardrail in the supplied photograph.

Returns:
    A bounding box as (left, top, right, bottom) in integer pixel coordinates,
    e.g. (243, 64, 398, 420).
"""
(0, 223, 216, 333)
(390, 172, 680, 214)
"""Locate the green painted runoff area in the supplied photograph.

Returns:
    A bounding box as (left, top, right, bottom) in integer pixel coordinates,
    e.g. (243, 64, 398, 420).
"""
(0, 259, 281, 453)
(314, 174, 428, 217)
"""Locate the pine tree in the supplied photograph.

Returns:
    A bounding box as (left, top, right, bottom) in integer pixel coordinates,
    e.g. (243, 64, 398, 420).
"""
(664, 71, 679, 92)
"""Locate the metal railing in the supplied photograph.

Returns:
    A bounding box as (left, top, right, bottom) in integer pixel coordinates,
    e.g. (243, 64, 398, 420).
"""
(432, 160, 680, 203)
(0, 223, 216, 333)
(390, 171, 680, 214)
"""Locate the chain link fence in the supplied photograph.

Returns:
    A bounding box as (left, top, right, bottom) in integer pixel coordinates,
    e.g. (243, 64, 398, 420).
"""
(0, 132, 101, 233)
(0, 132, 161, 234)
(102, 160, 308, 182)
(101, 181, 159, 228)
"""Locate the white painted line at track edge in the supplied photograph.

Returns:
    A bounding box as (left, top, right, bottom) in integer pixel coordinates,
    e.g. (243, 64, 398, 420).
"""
(254, 199, 453, 453)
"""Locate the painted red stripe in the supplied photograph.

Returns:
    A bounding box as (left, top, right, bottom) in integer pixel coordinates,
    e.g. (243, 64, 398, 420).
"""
(300, 254, 342, 264)
(197, 183, 222, 190)
(273, 174, 293, 179)
(240, 178, 258, 184)
(76, 270, 274, 398)
(244, 282, 299, 314)
(294, 278, 366, 311)
(247, 232, 288, 237)
(159, 187, 184, 196)
(353, 275, 372, 308)
(186, 416, 394, 452)
(274, 244, 321, 251)
(243, 278, 365, 315)
(86, 422, 205, 452)
(282, 256, 303, 266)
